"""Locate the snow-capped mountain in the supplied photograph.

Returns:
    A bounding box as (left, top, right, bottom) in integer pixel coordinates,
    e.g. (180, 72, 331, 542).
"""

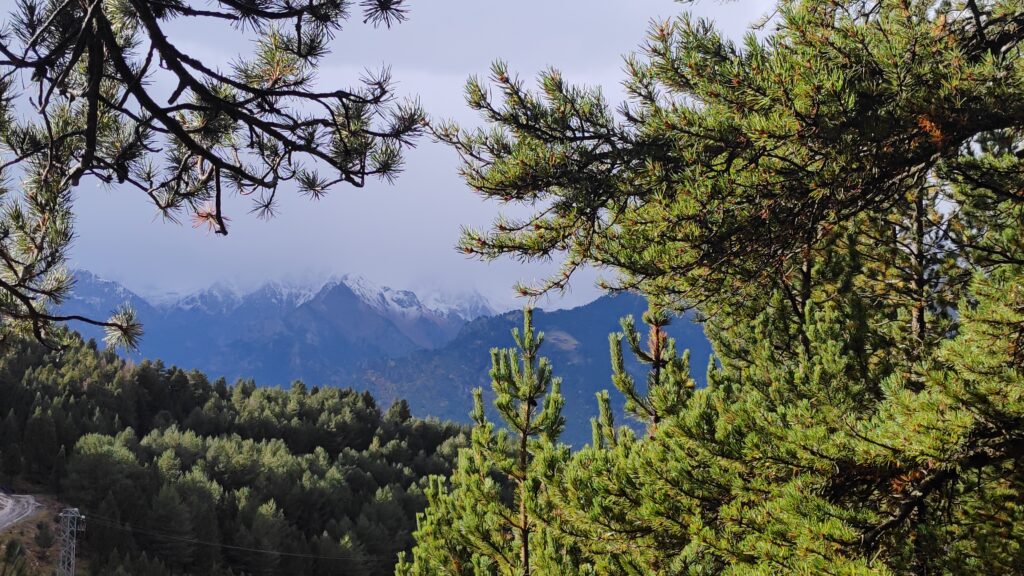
(338, 275, 422, 316)
(62, 271, 498, 384)
(420, 289, 496, 322)
(325, 274, 495, 321)
(319, 275, 496, 348)
(68, 270, 139, 307)
(171, 282, 244, 315)
(138, 273, 494, 322)
(252, 281, 321, 308)
(65, 271, 157, 321)
(59, 270, 711, 446)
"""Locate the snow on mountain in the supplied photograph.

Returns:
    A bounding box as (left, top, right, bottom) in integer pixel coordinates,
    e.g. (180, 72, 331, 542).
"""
(146, 280, 314, 313)
(171, 282, 244, 314)
(130, 272, 493, 323)
(67, 271, 501, 362)
(420, 290, 496, 321)
(337, 274, 436, 319)
(68, 270, 141, 308)
(333, 274, 497, 321)
(244, 281, 320, 309)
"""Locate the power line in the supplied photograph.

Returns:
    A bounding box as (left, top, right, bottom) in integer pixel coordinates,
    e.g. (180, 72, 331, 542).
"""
(84, 513, 365, 562)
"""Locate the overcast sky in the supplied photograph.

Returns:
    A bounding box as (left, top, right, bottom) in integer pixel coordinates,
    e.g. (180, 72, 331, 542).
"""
(69, 0, 773, 309)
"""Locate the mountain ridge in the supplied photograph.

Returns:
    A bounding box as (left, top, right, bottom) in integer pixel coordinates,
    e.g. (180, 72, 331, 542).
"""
(353, 295, 712, 445)
(65, 270, 486, 381)
(61, 271, 712, 445)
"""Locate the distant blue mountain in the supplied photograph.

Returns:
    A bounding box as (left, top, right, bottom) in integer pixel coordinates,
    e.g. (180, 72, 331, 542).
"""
(61, 271, 711, 446)
(354, 294, 712, 446)
(63, 271, 492, 384)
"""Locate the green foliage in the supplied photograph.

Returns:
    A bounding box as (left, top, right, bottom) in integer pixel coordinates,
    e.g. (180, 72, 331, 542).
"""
(398, 309, 581, 576)
(438, 0, 1024, 306)
(0, 539, 25, 576)
(409, 0, 1024, 573)
(33, 521, 54, 550)
(0, 334, 467, 576)
(610, 306, 695, 430)
(0, 0, 424, 347)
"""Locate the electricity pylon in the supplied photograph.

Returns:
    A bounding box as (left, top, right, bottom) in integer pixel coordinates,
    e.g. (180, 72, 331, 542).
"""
(57, 508, 84, 576)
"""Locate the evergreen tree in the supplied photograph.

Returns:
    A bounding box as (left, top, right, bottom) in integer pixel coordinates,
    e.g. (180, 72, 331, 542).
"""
(0, 409, 22, 477)
(0, 332, 465, 575)
(399, 309, 574, 576)
(609, 306, 695, 434)
(144, 484, 196, 568)
(22, 406, 57, 480)
(90, 491, 133, 560)
(437, 0, 1023, 307)
(0, 0, 424, 345)
(414, 0, 1024, 572)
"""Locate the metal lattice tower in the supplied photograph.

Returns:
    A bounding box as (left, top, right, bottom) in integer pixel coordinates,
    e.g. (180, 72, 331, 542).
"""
(57, 508, 84, 576)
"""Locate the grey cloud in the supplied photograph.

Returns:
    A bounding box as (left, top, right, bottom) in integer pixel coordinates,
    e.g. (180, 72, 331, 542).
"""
(69, 0, 773, 309)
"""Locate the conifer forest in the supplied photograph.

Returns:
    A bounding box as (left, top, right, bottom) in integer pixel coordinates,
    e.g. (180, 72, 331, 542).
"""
(1, 0, 1024, 574)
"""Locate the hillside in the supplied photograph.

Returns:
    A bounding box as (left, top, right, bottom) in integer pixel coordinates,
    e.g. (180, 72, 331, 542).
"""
(0, 492, 64, 576)
(354, 294, 711, 446)
(0, 337, 467, 576)
(61, 273, 712, 446)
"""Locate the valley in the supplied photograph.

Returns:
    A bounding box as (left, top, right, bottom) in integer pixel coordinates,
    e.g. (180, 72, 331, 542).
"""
(61, 272, 712, 445)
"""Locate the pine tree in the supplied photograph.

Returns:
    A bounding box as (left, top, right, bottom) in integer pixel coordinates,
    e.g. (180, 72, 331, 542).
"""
(90, 491, 133, 560)
(418, 0, 1024, 572)
(0, 410, 22, 477)
(588, 391, 616, 451)
(22, 406, 57, 480)
(141, 485, 196, 568)
(398, 309, 576, 576)
(550, 309, 703, 574)
(609, 305, 695, 434)
(0, 0, 424, 346)
(0, 332, 465, 575)
(438, 0, 1021, 303)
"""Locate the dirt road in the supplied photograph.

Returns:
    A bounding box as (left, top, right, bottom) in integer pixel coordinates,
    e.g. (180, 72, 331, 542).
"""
(0, 492, 38, 533)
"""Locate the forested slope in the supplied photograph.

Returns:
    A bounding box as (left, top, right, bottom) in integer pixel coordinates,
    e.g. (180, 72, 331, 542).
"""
(398, 0, 1024, 572)
(0, 334, 466, 576)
